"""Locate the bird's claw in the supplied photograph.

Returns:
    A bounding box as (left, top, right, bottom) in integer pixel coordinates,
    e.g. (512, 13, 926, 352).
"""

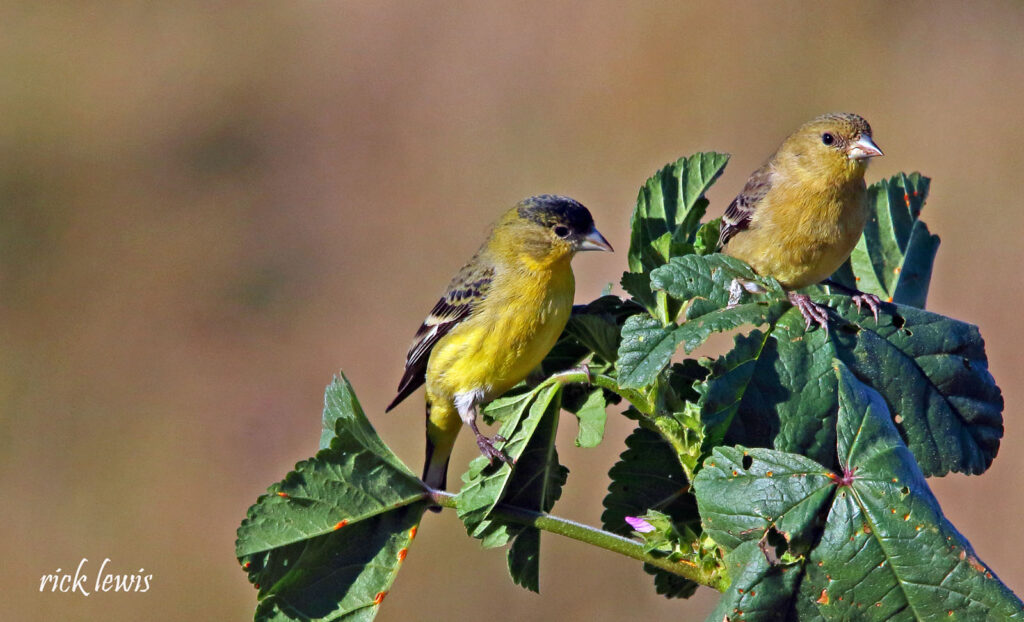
(475, 433, 513, 466)
(851, 292, 881, 322)
(788, 291, 830, 336)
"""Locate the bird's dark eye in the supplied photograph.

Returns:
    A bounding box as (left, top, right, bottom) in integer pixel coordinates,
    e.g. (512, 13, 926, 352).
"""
(821, 132, 835, 146)
(553, 225, 570, 238)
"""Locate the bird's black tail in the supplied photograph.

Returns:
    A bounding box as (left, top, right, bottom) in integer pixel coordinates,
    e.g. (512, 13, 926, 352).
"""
(421, 400, 453, 513)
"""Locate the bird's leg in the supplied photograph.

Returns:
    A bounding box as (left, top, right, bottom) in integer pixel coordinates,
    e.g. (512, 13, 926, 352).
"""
(466, 405, 513, 466)
(822, 279, 881, 322)
(727, 278, 768, 308)
(787, 291, 830, 335)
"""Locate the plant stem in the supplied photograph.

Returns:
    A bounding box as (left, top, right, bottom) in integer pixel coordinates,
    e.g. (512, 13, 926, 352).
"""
(429, 490, 727, 591)
(548, 370, 655, 415)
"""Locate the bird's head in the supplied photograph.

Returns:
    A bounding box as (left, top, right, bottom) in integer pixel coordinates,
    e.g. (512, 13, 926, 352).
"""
(494, 195, 612, 265)
(786, 112, 883, 180)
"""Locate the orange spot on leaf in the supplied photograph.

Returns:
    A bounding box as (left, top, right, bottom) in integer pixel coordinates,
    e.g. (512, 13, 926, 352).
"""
(333, 520, 349, 530)
(409, 525, 418, 540)
(398, 548, 408, 562)
(965, 551, 987, 573)
(766, 471, 774, 477)
(373, 591, 388, 605)
(276, 491, 290, 498)
(817, 589, 829, 605)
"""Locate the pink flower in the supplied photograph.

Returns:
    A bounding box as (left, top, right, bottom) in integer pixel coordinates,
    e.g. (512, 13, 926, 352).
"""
(625, 516, 655, 533)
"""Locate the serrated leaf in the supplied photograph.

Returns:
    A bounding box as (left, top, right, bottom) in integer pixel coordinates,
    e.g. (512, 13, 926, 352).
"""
(696, 363, 1023, 620)
(507, 527, 541, 593)
(602, 426, 700, 599)
(565, 314, 621, 364)
(237, 376, 427, 621)
(695, 446, 835, 555)
(830, 172, 939, 308)
(457, 383, 566, 544)
(468, 384, 567, 593)
(703, 298, 1003, 477)
(250, 506, 423, 622)
(694, 329, 769, 451)
(621, 271, 659, 315)
(616, 254, 787, 389)
(704, 540, 802, 622)
(318, 375, 407, 473)
(651, 253, 788, 353)
(628, 152, 730, 273)
(616, 314, 678, 389)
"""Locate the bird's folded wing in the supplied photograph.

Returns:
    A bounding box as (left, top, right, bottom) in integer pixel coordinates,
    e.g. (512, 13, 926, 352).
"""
(385, 261, 494, 411)
(719, 162, 773, 248)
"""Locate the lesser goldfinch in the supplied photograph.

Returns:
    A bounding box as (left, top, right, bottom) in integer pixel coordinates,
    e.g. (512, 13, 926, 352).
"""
(719, 112, 884, 331)
(386, 195, 612, 491)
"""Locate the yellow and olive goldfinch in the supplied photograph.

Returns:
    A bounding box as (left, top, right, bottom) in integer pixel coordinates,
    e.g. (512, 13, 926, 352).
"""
(719, 112, 884, 332)
(385, 195, 612, 491)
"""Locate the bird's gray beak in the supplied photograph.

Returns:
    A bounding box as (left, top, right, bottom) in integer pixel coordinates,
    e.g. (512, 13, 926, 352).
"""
(848, 135, 883, 160)
(578, 228, 613, 252)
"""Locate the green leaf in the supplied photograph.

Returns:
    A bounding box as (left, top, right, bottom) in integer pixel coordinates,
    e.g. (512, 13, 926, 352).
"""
(628, 152, 730, 274)
(462, 383, 567, 592)
(695, 363, 1023, 620)
(703, 299, 1003, 477)
(237, 376, 428, 621)
(616, 254, 786, 389)
(602, 426, 700, 598)
(693, 329, 769, 452)
(457, 383, 566, 543)
(693, 218, 721, 256)
(616, 314, 678, 389)
(704, 540, 802, 622)
(620, 270, 660, 316)
(318, 374, 402, 468)
(801, 364, 1022, 619)
(568, 388, 606, 448)
(250, 507, 423, 622)
(507, 527, 541, 593)
(830, 172, 939, 308)
(695, 445, 835, 555)
(650, 253, 788, 353)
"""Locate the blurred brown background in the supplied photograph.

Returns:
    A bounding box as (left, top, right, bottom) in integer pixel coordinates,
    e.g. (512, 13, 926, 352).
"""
(3, 2, 1023, 620)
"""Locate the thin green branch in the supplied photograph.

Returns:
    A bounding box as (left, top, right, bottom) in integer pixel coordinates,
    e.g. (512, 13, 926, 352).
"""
(548, 369, 655, 415)
(429, 490, 727, 591)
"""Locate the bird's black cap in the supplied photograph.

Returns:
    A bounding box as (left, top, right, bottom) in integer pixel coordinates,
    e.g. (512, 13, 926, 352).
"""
(516, 194, 595, 235)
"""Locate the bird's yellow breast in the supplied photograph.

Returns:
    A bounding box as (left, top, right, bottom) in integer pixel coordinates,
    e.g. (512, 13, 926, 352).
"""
(727, 166, 868, 290)
(425, 254, 574, 404)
